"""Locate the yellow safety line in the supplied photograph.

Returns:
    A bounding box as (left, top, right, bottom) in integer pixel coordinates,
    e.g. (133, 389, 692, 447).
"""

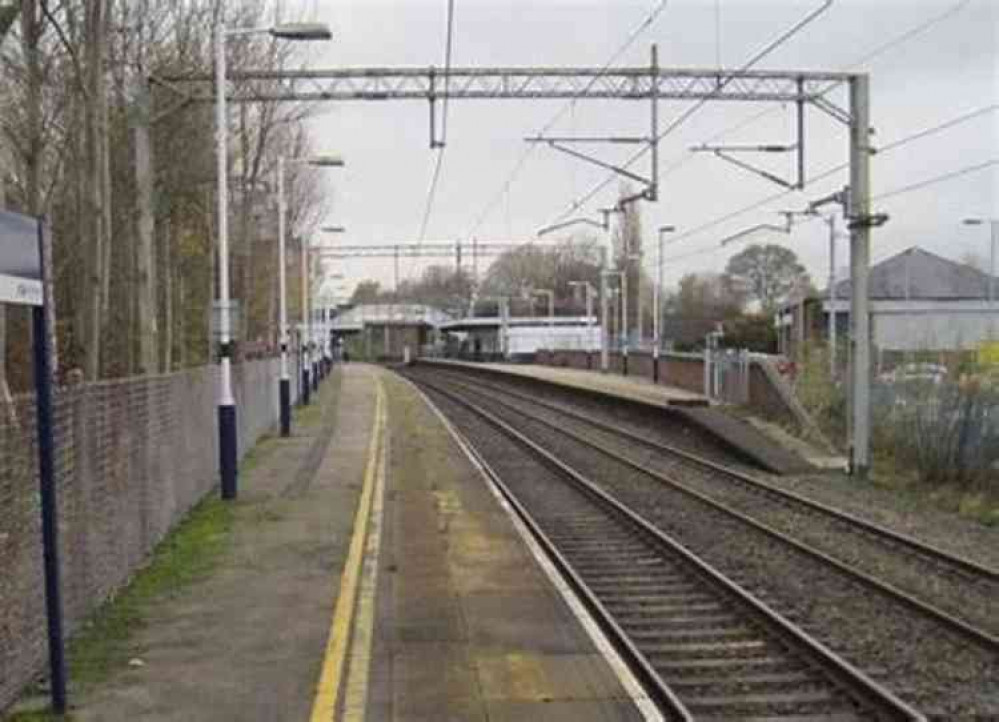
(341, 428, 388, 721)
(309, 377, 386, 722)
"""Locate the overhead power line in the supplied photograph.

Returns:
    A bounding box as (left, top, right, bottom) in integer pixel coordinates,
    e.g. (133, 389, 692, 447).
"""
(545, 0, 973, 228)
(660, 103, 997, 250)
(464, 0, 671, 238)
(544, 0, 833, 227)
(417, 0, 457, 244)
(664, 158, 996, 268)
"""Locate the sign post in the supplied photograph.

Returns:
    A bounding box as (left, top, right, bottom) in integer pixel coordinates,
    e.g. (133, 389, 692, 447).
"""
(0, 210, 66, 714)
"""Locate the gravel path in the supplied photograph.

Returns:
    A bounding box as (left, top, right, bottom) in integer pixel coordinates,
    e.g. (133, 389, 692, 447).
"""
(411, 373, 999, 718)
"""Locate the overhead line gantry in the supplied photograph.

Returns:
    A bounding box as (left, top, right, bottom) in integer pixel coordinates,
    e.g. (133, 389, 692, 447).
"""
(156, 57, 879, 478)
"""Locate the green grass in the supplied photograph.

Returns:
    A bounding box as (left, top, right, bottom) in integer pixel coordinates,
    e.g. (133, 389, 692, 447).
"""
(4, 380, 336, 721)
(4, 711, 66, 722)
(70, 496, 233, 688)
(4, 496, 234, 721)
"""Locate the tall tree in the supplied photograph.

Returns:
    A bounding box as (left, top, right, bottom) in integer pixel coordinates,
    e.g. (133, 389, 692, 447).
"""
(350, 280, 383, 305)
(481, 237, 603, 310)
(669, 272, 745, 319)
(724, 243, 809, 315)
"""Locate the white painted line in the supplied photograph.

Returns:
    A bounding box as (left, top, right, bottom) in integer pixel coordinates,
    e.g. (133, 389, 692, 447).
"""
(404, 376, 664, 722)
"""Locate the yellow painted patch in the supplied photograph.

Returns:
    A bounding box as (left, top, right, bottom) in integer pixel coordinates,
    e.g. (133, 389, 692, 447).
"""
(475, 652, 552, 702)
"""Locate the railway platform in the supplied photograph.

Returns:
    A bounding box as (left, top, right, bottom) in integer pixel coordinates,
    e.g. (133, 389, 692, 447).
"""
(421, 359, 709, 408)
(62, 364, 648, 722)
(417, 359, 813, 475)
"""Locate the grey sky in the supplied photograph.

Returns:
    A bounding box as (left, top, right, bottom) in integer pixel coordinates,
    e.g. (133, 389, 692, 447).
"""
(290, 0, 996, 301)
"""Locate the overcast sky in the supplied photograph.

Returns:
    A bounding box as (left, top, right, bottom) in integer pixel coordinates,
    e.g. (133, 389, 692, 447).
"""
(284, 0, 996, 301)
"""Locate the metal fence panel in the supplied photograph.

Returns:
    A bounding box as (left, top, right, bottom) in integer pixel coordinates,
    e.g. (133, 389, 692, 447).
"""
(0, 358, 288, 711)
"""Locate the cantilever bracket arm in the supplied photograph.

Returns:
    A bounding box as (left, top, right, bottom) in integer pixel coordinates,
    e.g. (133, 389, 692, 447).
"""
(536, 140, 654, 190)
(719, 212, 794, 247)
(811, 95, 852, 126)
(713, 149, 797, 190)
(692, 143, 802, 191)
(536, 216, 607, 237)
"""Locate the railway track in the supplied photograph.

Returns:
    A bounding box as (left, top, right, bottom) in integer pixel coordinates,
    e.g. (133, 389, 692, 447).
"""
(414, 375, 924, 721)
(413, 366, 999, 644)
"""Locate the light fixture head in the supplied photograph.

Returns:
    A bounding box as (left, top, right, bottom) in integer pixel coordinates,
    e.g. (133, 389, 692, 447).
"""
(658, 225, 676, 233)
(963, 218, 985, 226)
(321, 225, 346, 233)
(309, 155, 345, 168)
(269, 23, 333, 41)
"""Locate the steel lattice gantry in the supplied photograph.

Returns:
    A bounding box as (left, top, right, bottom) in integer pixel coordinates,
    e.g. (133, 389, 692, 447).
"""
(153, 62, 877, 477)
(156, 65, 850, 111)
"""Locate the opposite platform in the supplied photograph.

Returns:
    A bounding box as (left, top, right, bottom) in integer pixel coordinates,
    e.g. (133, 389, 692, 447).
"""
(416, 359, 812, 475)
(420, 359, 707, 408)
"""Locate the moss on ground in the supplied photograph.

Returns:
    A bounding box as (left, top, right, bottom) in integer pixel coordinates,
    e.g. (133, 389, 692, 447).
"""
(4, 480, 237, 721)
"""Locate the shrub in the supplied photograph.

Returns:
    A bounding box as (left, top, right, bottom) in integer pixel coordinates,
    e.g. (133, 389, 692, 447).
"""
(886, 379, 999, 492)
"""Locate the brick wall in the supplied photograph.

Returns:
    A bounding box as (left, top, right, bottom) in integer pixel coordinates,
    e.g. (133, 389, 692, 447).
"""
(0, 357, 295, 712)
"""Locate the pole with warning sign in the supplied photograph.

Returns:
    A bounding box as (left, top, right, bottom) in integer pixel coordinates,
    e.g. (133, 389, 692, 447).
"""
(0, 210, 66, 714)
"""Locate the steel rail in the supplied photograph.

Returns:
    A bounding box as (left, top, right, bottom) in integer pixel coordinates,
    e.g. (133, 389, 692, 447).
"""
(413, 373, 924, 721)
(420, 369, 999, 652)
(432, 394, 693, 721)
(432, 368, 999, 582)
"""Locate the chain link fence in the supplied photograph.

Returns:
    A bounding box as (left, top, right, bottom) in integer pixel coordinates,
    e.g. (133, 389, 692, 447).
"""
(0, 356, 297, 711)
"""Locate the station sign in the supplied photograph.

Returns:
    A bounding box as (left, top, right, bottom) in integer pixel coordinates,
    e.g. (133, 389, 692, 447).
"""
(0, 210, 44, 306)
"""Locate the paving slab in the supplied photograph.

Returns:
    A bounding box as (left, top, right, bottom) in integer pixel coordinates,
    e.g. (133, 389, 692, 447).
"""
(67, 366, 373, 722)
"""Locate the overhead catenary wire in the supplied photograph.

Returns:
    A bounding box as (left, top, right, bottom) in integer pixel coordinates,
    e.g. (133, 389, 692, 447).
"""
(544, 0, 834, 227)
(417, 0, 457, 245)
(545, 0, 974, 228)
(665, 158, 997, 268)
(464, 0, 671, 238)
(661, 103, 997, 249)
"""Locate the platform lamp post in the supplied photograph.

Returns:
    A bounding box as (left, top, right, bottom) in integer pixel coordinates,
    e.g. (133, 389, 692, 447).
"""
(306, 225, 346, 400)
(532, 289, 555, 359)
(654, 225, 676, 384)
(214, 18, 331, 500)
(568, 280, 596, 367)
(962, 218, 998, 308)
(276, 154, 343, 437)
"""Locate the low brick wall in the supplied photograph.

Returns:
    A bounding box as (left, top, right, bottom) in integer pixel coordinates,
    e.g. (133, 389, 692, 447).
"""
(0, 358, 296, 712)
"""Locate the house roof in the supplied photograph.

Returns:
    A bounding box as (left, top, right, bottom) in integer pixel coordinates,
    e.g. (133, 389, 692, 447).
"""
(829, 247, 995, 301)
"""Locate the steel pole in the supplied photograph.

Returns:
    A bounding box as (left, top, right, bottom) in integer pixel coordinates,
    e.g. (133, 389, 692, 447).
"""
(654, 233, 663, 382)
(301, 232, 310, 405)
(600, 272, 609, 372)
(33, 303, 66, 714)
(277, 157, 291, 436)
(548, 291, 554, 353)
(848, 74, 871, 478)
(621, 265, 629, 375)
(990, 220, 997, 307)
(828, 215, 837, 379)
(215, 19, 238, 499)
(600, 247, 610, 372)
(586, 284, 594, 352)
